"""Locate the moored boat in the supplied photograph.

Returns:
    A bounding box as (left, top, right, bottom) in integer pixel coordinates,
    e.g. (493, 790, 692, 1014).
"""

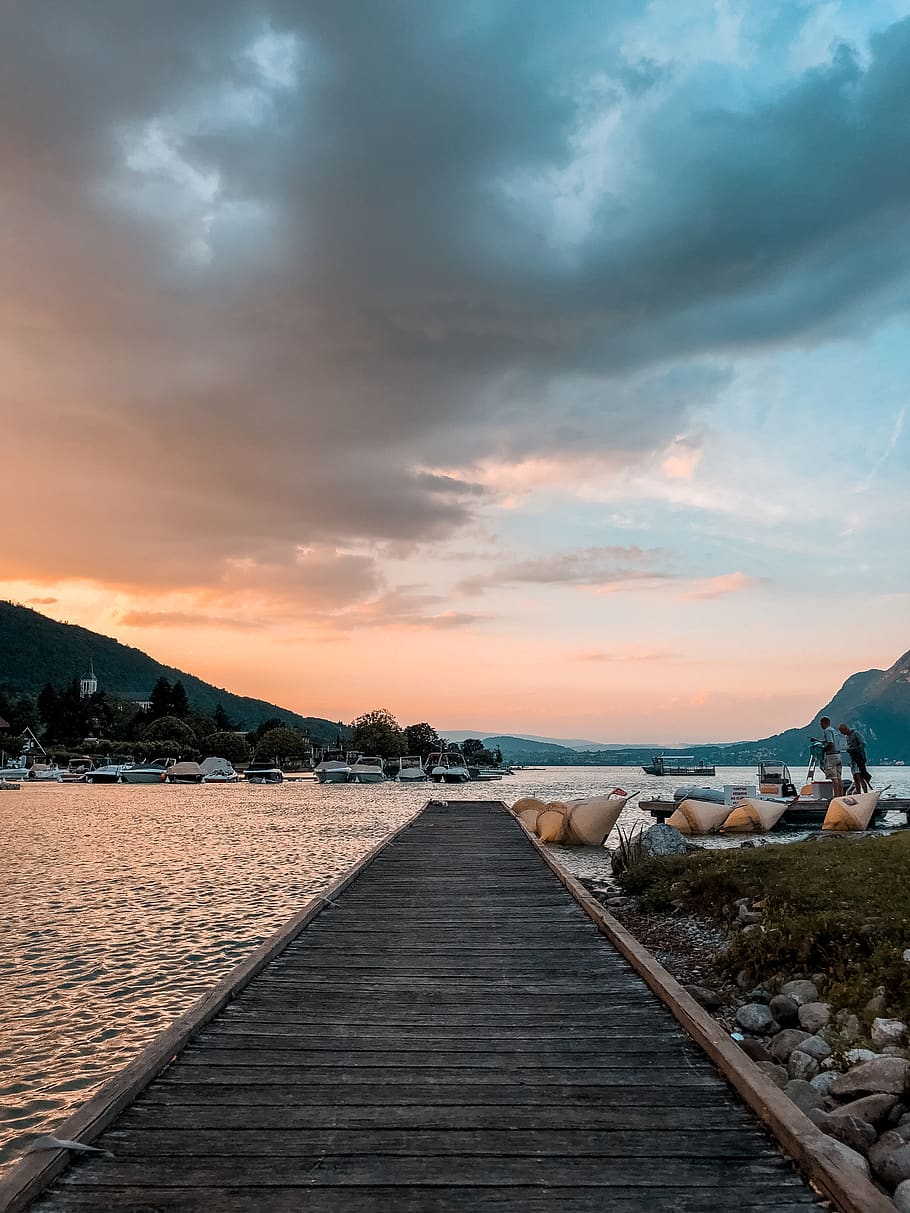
(314, 749, 353, 784)
(121, 759, 171, 783)
(396, 756, 428, 782)
(200, 757, 240, 783)
(349, 755, 385, 784)
(642, 755, 716, 777)
(61, 756, 95, 782)
(164, 761, 204, 784)
(428, 750, 470, 783)
(86, 764, 125, 784)
(243, 762, 283, 784)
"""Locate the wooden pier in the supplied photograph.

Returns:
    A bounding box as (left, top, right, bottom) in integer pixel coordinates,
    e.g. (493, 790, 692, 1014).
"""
(0, 801, 892, 1212)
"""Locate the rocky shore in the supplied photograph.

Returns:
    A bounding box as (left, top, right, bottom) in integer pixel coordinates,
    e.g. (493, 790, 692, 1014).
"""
(583, 824, 910, 1209)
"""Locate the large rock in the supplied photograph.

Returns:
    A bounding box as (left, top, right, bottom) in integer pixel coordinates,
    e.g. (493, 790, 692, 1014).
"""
(784, 1078, 826, 1115)
(817, 1113, 877, 1155)
(770, 1029, 810, 1063)
(736, 1003, 778, 1035)
(780, 979, 819, 1005)
(638, 823, 689, 857)
(798, 1001, 831, 1033)
(870, 1138, 910, 1188)
(811, 1071, 841, 1096)
(799, 1035, 832, 1061)
(831, 1057, 910, 1099)
(845, 1048, 879, 1066)
(829, 1094, 898, 1126)
(873, 1018, 909, 1050)
(895, 1179, 910, 1213)
(789, 1050, 820, 1082)
(768, 994, 799, 1027)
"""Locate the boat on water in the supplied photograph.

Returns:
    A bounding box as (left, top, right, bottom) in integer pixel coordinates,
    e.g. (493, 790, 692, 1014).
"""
(2, 758, 32, 780)
(26, 763, 63, 782)
(428, 750, 471, 783)
(121, 759, 172, 783)
(396, 756, 428, 782)
(349, 755, 385, 784)
(86, 764, 125, 784)
(314, 749, 353, 784)
(642, 755, 716, 777)
(61, 756, 95, 782)
(164, 761, 205, 784)
(243, 761, 283, 785)
(513, 790, 631, 846)
(200, 757, 241, 783)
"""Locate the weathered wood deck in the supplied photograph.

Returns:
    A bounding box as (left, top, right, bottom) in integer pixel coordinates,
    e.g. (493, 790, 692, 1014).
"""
(3, 801, 856, 1210)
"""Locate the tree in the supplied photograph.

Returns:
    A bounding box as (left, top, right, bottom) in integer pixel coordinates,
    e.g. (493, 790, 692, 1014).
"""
(169, 680, 190, 718)
(149, 677, 174, 720)
(142, 715, 197, 748)
(252, 716, 284, 740)
(204, 731, 250, 764)
(462, 738, 484, 758)
(351, 709, 407, 758)
(212, 703, 238, 731)
(255, 727, 308, 764)
(403, 722, 442, 760)
(186, 712, 217, 743)
(471, 747, 497, 766)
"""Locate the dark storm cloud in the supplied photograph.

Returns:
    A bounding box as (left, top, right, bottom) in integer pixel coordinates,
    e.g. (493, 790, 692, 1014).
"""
(4, 3, 910, 601)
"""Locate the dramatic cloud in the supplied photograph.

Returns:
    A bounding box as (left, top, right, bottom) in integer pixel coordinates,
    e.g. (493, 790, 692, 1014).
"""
(5, 3, 910, 607)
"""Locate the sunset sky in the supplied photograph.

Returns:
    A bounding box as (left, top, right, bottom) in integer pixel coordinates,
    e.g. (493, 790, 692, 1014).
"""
(2, 1, 910, 743)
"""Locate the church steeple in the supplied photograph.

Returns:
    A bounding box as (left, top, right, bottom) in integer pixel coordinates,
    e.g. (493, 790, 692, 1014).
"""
(80, 658, 98, 699)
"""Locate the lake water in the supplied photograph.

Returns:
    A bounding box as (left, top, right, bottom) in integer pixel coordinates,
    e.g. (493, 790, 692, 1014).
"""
(1, 764, 907, 1171)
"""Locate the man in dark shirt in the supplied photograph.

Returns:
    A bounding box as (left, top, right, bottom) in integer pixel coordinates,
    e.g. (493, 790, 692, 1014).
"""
(838, 724, 872, 793)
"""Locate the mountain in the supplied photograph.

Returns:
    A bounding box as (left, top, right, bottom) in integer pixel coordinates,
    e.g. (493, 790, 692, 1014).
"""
(725, 651, 910, 765)
(479, 735, 583, 763)
(0, 601, 346, 737)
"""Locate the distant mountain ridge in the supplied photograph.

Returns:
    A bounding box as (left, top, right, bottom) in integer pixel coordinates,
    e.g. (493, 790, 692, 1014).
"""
(0, 601, 345, 737)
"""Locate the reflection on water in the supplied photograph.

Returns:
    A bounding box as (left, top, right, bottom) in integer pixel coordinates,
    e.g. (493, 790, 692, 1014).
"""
(1, 765, 906, 1169)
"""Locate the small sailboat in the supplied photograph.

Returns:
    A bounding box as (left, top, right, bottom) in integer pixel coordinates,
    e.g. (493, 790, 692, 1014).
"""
(721, 798, 788, 834)
(823, 790, 882, 831)
(667, 798, 732, 835)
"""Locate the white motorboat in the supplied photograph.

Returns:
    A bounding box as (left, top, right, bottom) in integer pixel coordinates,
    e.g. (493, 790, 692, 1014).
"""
(121, 760, 172, 784)
(428, 750, 470, 783)
(2, 760, 31, 780)
(396, 755, 428, 782)
(61, 756, 95, 782)
(26, 763, 63, 782)
(86, 764, 125, 784)
(314, 749, 353, 784)
(243, 762, 283, 784)
(349, 755, 385, 784)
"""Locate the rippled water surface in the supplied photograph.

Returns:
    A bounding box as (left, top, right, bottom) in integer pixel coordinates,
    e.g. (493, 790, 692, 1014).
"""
(2, 764, 907, 1170)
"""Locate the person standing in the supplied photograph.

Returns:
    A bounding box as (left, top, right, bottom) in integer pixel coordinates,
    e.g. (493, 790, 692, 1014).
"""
(819, 716, 844, 797)
(838, 723, 872, 793)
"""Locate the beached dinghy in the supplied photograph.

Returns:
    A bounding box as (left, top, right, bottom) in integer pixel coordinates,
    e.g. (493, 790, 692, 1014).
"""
(667, 798, 732, 835)
(822, 790, 882, 832)
(512, 792, 630, 845)
(721, 797, 788, 834)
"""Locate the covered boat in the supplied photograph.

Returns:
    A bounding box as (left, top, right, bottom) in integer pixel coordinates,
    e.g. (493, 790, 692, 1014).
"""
(200, 757, 240, 782)
(721, 798, 788, 834)
(396, 756, 427, 782)
(667, 798, 731, 835)
(314, 750, 352, 783)
(165, 761, 205, 783)
(349, 755, 385, 784)
(823, 790, 882, 831)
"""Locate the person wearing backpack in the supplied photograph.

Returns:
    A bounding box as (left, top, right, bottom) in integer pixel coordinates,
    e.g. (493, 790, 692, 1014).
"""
(819, 716, 844, 797)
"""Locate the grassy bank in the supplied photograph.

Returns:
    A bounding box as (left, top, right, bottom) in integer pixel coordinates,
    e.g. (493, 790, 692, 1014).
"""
(619, 833, 910, 1023)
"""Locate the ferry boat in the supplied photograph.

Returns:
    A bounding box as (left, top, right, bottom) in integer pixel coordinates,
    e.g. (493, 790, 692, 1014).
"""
(642, 754, 716, 777)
